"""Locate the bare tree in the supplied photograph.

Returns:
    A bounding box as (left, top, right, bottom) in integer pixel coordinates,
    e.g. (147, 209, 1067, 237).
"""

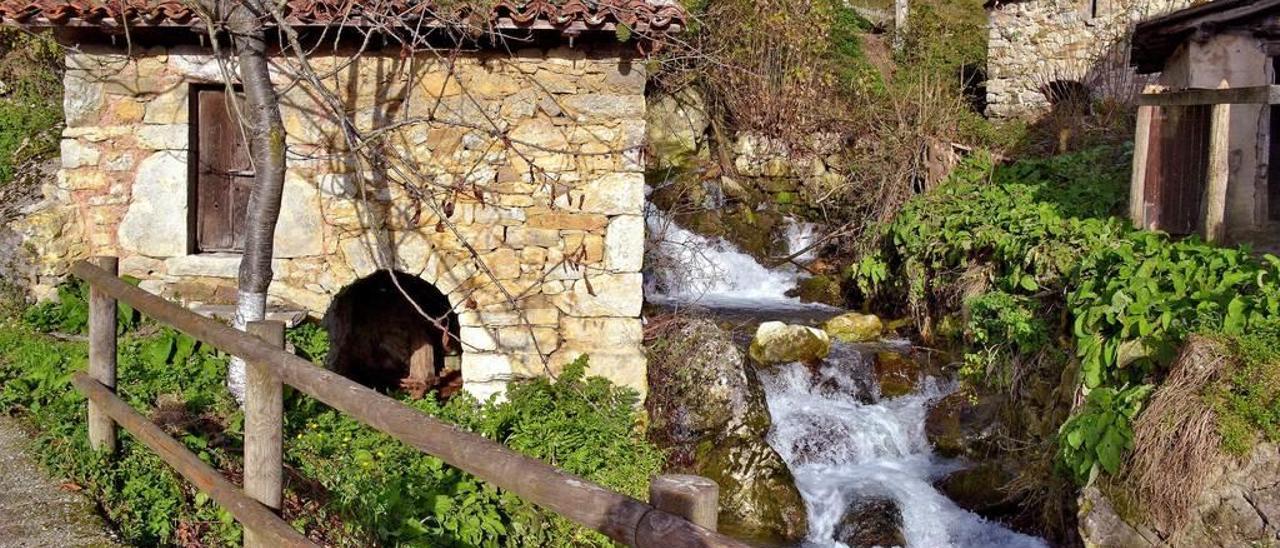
(192, 0, 288, 399)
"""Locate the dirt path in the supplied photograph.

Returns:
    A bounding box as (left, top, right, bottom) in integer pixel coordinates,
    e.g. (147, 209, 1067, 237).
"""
(0, 417, 123, 547)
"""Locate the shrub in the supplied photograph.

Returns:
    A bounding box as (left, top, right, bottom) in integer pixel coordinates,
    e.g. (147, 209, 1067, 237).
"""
(855, 145, 1280, 484)
(1, 291, 663, 547)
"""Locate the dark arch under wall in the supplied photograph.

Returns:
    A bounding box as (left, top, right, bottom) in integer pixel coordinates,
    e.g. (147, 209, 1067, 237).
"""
(323, 270, 462, 397)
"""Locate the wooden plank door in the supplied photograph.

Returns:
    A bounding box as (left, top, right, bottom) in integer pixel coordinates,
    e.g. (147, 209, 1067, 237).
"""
(1144, 104, 1211, 235)
(195, 88, 253, 253)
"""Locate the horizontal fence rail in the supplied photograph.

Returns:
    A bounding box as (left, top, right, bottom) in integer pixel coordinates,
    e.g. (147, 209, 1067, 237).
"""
(72, 374, 317, 548)
(70, 259, 748, 548)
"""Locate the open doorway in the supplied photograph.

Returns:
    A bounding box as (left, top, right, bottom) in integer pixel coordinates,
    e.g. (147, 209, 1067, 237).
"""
(323, 271, 462, 398)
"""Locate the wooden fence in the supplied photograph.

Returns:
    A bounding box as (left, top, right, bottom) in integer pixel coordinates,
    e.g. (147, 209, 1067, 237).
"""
(1130, 84, 1280, 243)
(70, 257, 747, 548)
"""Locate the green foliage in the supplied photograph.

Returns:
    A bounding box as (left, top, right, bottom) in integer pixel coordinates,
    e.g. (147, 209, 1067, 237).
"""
(856, 145, 1280, 483)
(289, 355, 663, 547)
(1205, 321, 1280, 456)
(1, 290, 662, 546)
(960, 291, 1051, 386)
(1057, 385, 1152, 484)
(0, 29, 62, 186)
(285, 321, 330, 365)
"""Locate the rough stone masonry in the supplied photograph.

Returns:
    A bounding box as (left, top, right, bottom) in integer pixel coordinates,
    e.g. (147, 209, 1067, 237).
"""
(15, 43, 650, 400)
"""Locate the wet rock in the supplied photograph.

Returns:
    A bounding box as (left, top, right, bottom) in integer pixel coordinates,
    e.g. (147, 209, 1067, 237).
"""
(646, 318, 808, 543)
(935, 462, 1019, 518)
(699, 427, 809, 544)
(788, 275, 846, 307)
(1079, 443, 1280, 548)
(749, 321, 831, 365)
(823, 312, 884, 343)
(925, 390, 1003, 459)
(835, 498, 906, 548)
(873, 351, 919, 399)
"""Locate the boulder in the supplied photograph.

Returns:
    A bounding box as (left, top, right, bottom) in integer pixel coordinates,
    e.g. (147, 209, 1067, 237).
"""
(749, 321, 831, 365)
(646, 318, 808, 543)
(788, 275, 846, 307)
(823, 312, 884, 343)
(925, 390, 1004, 459)
(873, 351, 919, 399)
(1080, 444, 1280, 548)
(835, 498, 906, 548)
(934, 462, 1019, 518)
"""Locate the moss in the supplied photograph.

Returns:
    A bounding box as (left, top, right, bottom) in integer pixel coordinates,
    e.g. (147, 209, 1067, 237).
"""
(791, 275, 845, 307)
(1204, 321, 1280, 456)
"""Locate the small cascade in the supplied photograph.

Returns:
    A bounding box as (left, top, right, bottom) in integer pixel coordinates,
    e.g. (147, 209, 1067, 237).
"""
(645, 205, 812, 309)
(758, 342, 1048, 548)
(784, 219, 820, 263)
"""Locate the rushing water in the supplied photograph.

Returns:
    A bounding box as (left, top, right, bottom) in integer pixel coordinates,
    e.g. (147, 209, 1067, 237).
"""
(758, 343, 1048, 548)
(646, 211, 1047, 547)
(644, 206, 822, 310)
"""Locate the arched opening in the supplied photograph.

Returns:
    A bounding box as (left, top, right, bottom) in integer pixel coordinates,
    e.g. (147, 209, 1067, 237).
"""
(1040, 79, 1093, 115)
(323, 271, 462, 398)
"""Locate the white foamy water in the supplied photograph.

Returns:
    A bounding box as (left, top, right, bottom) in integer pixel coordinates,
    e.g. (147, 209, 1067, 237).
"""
(645, 206, 816, 309)
(758, 343, 1048, 548)
(784, 219, 820, 263)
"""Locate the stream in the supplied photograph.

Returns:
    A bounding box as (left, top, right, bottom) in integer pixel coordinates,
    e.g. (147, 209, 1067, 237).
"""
(645, 211, 1048, 548)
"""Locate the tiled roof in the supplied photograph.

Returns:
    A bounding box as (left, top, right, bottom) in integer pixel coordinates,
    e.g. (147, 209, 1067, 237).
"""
(0, 0, 687, 33)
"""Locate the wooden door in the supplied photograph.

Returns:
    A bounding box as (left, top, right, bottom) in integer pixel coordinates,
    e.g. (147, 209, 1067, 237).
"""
(1144, 104, 1211, 235)
(195, 88, 253, 253)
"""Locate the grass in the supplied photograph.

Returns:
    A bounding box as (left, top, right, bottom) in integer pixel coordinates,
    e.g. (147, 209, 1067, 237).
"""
(2, 284, 664, 547)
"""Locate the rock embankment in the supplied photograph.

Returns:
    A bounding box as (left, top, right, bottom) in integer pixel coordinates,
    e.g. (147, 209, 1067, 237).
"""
(646, 316, 808, 543)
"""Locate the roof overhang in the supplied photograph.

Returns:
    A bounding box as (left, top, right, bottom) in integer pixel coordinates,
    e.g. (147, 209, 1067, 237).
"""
(0, 1, 686, 45)
(1132, 0, 1280, 73)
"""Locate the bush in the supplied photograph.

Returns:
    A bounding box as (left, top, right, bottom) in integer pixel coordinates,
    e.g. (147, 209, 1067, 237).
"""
(855, 145, 1280, 484)
(0, 291, 663, 547)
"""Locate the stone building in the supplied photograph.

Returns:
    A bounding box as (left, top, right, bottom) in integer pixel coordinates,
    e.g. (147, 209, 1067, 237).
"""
(1, 0, 686, 400)
(985, 0, 1198, 118)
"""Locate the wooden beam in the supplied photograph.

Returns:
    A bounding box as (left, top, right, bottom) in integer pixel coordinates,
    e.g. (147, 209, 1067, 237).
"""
(1204, 102, 1232, 243)
(69, 260, 749, 548)
(1137, 85, 1280, 106)
(87, 256, 117, 454)
(71, 375, 316, 548)
(244, 320, 285, 548)
(649, 475, 719, 532)
(1130, 104, 1156, 229)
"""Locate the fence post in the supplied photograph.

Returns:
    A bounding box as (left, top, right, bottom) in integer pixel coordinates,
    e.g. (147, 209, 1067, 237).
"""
(1204, 101, 1232, 243)
(1129, 103, 1155, 229)
(649, 475, 719, 532)
(87, 256, 118, 454)
(244, 320, 285, 548)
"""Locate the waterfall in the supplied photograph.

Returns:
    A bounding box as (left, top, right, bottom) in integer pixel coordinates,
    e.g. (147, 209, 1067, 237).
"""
(758, 342, 1048, 548)
(645, 205, 812, 309)
(784, 219, 820, 263)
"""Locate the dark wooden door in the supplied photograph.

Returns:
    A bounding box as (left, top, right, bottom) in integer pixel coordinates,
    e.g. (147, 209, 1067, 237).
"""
(1144, 104, 1211, 235)
(195, 88, 253, 253)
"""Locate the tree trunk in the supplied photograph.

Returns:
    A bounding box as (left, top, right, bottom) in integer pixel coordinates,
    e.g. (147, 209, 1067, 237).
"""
(222, 0, 288, 400)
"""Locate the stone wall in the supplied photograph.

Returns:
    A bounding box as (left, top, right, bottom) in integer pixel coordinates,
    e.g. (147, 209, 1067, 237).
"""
(986, 0, 1197, 119)
(18, 43, 649, 400)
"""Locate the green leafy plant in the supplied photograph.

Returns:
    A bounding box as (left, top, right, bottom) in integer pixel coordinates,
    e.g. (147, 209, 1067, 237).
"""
(1, 290, 662, 547)
(856, 145, 1280, 483)
(1058, 385, 1152, 484)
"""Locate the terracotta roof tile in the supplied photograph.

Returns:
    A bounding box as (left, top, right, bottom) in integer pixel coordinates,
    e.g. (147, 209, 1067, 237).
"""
(0, 0, 686, 33)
